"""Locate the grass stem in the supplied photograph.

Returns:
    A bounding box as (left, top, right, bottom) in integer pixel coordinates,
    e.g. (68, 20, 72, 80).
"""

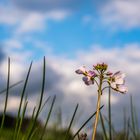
(1, 58, 10, 129)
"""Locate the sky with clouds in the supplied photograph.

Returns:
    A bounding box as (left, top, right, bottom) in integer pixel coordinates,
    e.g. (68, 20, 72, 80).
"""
(0, 0, 140, 132)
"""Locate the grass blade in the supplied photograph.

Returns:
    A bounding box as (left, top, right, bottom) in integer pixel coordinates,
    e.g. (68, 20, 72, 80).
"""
(26, 57, 46, 140)
(103, 115, 117, 136)
(13, 61, 33, 139)
(126, 118, 130, 140)
(71, 105, 104, 140)
(130, 95, 137, 140)
(0, 80, 23, 95)
(1, 58, 10, 129)
(134, 105, 139, 135)
(64, 104, 79, 140)
(39, 96, 51, 114)
(123, 108, 126, 140)
(100, 112, 108, 140)
(16, 98, 28, 140)
(40, 95, 56, 140)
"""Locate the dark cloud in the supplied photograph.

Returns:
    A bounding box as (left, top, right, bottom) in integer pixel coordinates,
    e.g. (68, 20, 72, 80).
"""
(11, 0, 85, 12)
(0, 45, 5, 63)
(6, 62, 64, 97)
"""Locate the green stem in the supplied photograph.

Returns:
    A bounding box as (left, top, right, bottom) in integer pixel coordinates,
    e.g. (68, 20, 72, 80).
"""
(92, 75, 102, 140)
(100, 112, 108, 140)
(108, 86, 112, 140)
(1, 58, 10, 129)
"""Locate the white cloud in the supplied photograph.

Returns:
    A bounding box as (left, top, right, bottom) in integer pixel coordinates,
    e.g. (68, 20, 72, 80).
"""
(46, 10, 70, 21)
(0, 5, 21, 25)
(100, 0, 140, 29)
(0, 96, 20, 112)
(0, 4, 69, 35)
(16, 10, 69, 35)
(16, 13, 46, 34)
(3, 39, 23, 49)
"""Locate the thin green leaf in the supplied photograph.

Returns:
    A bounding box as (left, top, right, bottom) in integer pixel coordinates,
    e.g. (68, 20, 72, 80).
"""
(103, 115, 117, 136)
(40, 95, 56, 140)
(26, 57, 46, 140)
(130, 95, 137, 140)
(125, 118, 130, 140)
(122, 107, 128, 140)
(71, 105, 104, 140)
(64, 104, 79, 140)
(100, 112, 108, 140)
(13, 61, 33, 139)
(39, 96, 51, 114)
(1, 58, 10, 129)
(0, 80, 23, 95)
(134, 105, 139, 135)
(16, 99, 28, 140)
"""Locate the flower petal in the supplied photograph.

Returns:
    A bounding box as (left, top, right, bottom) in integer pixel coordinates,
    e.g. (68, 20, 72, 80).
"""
(110, 82, 117, 89)
(87, 70, 97, 77)
(75, 66, 86, 74)
(117, 85, 128, 93)
(115, 78, 125, 85)
(82, 76, 94, 85)
(114, 71, 126, 79)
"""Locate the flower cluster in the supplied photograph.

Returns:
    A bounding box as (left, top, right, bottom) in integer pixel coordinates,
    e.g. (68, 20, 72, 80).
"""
(75, 63, 128, 93)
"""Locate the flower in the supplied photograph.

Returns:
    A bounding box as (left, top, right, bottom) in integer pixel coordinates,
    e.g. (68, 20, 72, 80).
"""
(82, 70, 97, 85)
(75, 66, 86, 74)
(82, 75, 94, 85)
(75, 67, 97, 85)
(109, 71, 128, 93)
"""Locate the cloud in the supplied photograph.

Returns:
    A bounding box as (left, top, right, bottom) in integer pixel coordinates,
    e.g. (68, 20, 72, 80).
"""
(11, 0, 83, 12)
(0, 46, 5, 63)
(15, 13, 46, 34)
(0, 5, 21, 25)
(15, 10, 69, 35)
(99, 0, 140, 29)
(3, 39, 23, 49)
(0, 3, 69, 35)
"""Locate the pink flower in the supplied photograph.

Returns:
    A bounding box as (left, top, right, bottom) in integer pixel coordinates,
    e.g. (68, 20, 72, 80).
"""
(75, 66, 97, 86)
(82, 70, 97, 85)
(75, 66, 86, 74)
(110, 71, 128, 93)
(116, 85, 128, 93)
(82, 76, 94, 85)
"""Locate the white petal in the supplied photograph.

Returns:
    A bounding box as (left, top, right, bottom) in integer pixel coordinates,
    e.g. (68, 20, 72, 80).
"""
(110, 82, 117, 89)
(116, 72, 125, 78)
(115, 78, 124, 85)
(118, 85, 128, 93)
(75, 66, 86, 74)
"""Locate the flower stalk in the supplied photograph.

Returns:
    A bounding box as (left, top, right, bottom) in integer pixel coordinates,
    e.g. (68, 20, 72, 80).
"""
(92, 70, 103, 140)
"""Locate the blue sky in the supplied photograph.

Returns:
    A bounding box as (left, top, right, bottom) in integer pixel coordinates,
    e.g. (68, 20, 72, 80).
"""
(0, 0, 140, 132)
(0, 0, 140, 57)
